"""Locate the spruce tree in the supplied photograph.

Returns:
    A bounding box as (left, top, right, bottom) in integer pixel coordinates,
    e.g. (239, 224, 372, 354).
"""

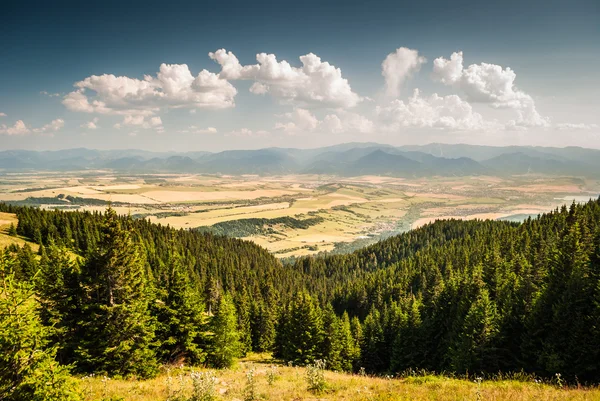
(208, 293, 242, 368)
(153, 252, 208, 366)
(321, 304, 344, 371)
(76, 208, 158, 378)
(7, 222, 17, 237)
(0, 250, 81, 401)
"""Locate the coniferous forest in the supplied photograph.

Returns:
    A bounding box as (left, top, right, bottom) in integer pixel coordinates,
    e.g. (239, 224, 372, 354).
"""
(1, 198, 600, 399)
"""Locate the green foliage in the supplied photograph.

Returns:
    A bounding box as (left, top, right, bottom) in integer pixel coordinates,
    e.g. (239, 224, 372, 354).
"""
(153, 251, 208, 365)
(207, 294, 242, 368)
(7, 222, 17, 236)
(75, 208, 158, 378)
(274, 292, 323, 365)
(199, 216, 324, 238)
(0, 250, 81, 401)
(2, 197, 600, 383)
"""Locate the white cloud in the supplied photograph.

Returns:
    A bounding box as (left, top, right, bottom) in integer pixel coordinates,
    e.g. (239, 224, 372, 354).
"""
(32, 119, 65, 134)
(116, 115, 164, 130)
(40, 91, 61, 97)
(382, 47, 426, 97)
(0, 113, 6, 117)
(275, 108, 320, 132)
(1, 118, 64, 136)
(209, 49, 361, 108)
(556, 123, 599, 130)
(432, 51, 549, 128)
(0, 120, 30, 135)
(274, 108, 374, 134)
(376, 89, 496, 131)
(81, 117, 99, 129)
(227, 128, 269, 137)
(179, 126, 218, 134)
(149, 116, 162, 127)
(63, 63, 237, 116)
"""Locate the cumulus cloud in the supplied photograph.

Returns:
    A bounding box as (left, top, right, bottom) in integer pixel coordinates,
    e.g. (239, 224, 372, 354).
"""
(81, 117, 99, 129)
(32, 119, 65, 134)
(115, 115, 163, 130)
(40, 91, 61, 97)
(63, 63, 237, 116)
(432, 51, 549, 128)
(0, 113, 6, 117)
(0, 120, 30, 135)
(274, 108, 320, 133)
(556, 123, 599, 130)
(179, 126, 218, 134)
(376, 89, 497, 131)
(382, 47, 426, 97)
(1, 118, 64, 136)
(209, 49, 361, 108)
(274, 108, 374, 134)
(227, 128, 269, 137)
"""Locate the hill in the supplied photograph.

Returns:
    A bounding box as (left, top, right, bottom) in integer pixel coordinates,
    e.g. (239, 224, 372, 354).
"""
(3, 143, 600, 176)
(1, 197, 600, 399)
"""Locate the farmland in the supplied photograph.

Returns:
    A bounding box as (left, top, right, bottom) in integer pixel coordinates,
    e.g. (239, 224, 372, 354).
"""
(1, 171, 598, 257)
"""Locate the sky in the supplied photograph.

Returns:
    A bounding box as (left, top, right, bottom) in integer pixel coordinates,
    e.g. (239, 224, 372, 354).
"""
(0, 0, 599, 152)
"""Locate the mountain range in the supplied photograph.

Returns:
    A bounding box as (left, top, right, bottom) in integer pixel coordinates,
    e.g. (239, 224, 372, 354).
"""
(1, 142, 599, 177)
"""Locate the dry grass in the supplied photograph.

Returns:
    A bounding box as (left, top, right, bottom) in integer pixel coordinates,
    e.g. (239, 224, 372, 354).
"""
(77, 355, 600, 401)
(0, 212, 40, 251)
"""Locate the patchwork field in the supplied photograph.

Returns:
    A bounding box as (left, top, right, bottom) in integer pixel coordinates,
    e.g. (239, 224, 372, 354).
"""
(1, 172, 598, 257)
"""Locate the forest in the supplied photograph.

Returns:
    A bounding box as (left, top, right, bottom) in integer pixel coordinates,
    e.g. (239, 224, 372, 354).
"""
(1, 198, 599, 400)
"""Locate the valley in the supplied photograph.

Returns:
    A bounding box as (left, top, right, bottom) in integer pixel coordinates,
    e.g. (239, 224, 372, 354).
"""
(1, 171, 597, 257)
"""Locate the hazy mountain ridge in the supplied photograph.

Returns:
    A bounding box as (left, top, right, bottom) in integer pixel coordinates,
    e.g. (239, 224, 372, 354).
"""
(1, 143, 600, 177)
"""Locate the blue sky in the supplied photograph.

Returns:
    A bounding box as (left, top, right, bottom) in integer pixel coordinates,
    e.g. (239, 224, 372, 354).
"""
(1, 0, 598, 151)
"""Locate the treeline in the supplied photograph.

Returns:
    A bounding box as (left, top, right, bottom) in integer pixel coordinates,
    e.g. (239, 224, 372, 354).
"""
(289, 200, 600, 382)
(1, 198, 600, 398)
(198, 216, 324, 237)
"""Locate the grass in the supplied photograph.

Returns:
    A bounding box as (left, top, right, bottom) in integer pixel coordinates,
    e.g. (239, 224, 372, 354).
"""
(0, 212, 40, 251)
(76, 355, 600, 401)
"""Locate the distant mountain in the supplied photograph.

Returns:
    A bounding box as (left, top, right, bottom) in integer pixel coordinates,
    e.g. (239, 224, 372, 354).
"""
(481, 152, 589, 176)
(1, 143, 599, 177)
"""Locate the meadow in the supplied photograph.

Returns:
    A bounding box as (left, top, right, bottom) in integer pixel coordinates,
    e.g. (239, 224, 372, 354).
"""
(1, 172, 598, 257)
(78, 354, 600, 401)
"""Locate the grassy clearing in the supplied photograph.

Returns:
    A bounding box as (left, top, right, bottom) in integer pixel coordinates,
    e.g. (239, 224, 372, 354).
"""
(77, 355, 600, 401)
(0, 212, 39, 250)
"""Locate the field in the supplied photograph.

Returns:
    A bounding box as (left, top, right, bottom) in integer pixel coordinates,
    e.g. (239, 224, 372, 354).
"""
(1, 172, 599, 257)
(78, 354, 600, 401)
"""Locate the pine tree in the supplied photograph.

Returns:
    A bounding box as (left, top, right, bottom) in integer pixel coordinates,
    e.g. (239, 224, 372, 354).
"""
(450, 288, 499, 372)
(360, 308, 385, 373)
(7, 222, 17, 237)
(76, 208, 158, 378)
(279, 292, 324, 365)
(0, 250, 81, 401)
(153, 252, 208, 366)
(321, 304, 344, 371)
(35, 243, 82, 365)
(338, 311, 360, 372)
(208, 293, 242, 368)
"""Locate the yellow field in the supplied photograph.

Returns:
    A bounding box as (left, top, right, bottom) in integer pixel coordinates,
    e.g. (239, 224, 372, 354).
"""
(77, 355, 600, 401)
(1, 172, 599, 257)
(0, 212, 39, 251)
